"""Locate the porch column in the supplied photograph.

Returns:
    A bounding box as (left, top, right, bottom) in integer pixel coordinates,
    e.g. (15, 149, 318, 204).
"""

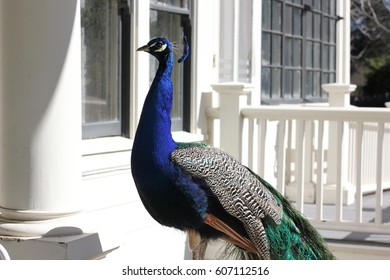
(0, 0, 82, 225)
(336, 0, 352, 84)
(211, 83, 253, 161)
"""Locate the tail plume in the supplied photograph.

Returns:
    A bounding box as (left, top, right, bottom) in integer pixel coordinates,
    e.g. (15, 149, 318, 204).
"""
(217, 168, 336, 260)
(248, 169, 336, 260)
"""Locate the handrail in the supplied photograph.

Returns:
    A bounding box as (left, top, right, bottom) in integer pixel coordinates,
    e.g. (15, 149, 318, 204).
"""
(241, 106, 390, 122)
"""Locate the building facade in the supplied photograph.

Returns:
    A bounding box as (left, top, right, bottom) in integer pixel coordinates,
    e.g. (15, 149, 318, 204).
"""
(0, 0, 357, 260)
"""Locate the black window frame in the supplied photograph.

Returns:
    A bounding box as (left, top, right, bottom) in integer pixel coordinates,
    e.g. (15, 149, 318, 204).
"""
(261, 0, 338, 105)
(81, 0, 131, 139)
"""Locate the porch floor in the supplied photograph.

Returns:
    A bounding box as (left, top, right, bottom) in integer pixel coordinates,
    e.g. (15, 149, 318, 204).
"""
(303, 190, 390, 246)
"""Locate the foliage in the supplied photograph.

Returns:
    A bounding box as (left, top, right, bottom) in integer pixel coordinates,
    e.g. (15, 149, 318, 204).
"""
(351, 0, 390, 105)
(351, 0, 390, 61)
(363, 55, 390, 97)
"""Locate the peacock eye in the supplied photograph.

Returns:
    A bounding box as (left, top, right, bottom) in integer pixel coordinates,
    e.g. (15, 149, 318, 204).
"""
(152, 41, 167, 53)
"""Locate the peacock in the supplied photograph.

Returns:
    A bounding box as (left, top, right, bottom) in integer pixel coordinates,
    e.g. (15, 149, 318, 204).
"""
(131, 36, 335, 260)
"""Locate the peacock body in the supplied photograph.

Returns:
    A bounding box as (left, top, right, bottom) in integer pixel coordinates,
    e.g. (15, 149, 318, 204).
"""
(131, 37, 335, 260)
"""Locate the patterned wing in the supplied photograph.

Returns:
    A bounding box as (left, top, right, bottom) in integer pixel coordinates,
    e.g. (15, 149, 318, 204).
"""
(171, 146, 283, 259)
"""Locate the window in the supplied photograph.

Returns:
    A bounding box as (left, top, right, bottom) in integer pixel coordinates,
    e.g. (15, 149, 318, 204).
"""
(150, 0, 191, 131)
(81, 0, 130, 139)
(261, 0, 337, 104)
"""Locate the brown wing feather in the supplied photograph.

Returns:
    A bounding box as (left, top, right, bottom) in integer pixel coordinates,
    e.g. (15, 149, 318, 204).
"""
(204, 214, 258, 254)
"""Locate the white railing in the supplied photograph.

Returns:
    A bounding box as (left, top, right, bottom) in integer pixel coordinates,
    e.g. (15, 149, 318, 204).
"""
(205, 83, 390, 236)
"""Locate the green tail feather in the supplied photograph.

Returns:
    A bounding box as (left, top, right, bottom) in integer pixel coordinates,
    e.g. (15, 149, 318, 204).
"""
(248, 169, 336, 260)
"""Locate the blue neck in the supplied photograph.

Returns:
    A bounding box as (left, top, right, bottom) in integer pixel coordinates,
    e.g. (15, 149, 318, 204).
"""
(133, 52, 176, 166)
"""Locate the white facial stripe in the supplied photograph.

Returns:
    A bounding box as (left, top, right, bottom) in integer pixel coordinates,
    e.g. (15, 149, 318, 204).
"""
(149, 42, 167, 52)
(154, 44, 167, 52)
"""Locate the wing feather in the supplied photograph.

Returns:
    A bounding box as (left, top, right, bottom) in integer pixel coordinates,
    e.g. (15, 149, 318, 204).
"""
(171, 146, 283, 259)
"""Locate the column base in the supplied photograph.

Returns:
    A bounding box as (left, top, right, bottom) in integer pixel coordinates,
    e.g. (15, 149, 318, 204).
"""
(0, 211, 123, 259)
(0, 210, 99, 238)
(0, 206, 82, 222)
(0, 233, 120, 260)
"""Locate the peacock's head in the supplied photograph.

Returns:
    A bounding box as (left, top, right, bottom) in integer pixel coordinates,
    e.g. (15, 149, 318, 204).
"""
(137, 36, 189, 63)
(137, 37, 172, 62)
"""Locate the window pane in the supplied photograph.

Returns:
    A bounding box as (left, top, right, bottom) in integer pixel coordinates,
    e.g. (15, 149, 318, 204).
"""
(284, 37, 293, 66)
(293, 70, 301, 98)
(330, 0, 336, 15)
(322, 17, 329, 42)
(313, 71, 320, 96)
(262, 0, 271, 30)
(306, 12, 312, 38)
(322, 45, 329, 70)
(81, 0, 120, 125)
(305, 71, 313, 97)
(262, 68, 271, 98)
(272, 68, 281, 99)
(284, 69, 293, 98)
(313, 0, 321, 10)
(262, 33, 271, 65)
(292, 7, 302, 36)
(272, 1, 282, 32)
(323, 73, 329, 84)
(293, 39, 302, 67)
(313, 14, 321, 40)
(313, 42, 321, 69)
(306, 41, 313, 68)
(329, 19, 336, 43)
(329, 46, 336, 70)
(322, 0, 329, 13)
(271, 35, 282, 65)
(285, 5, 292, 35)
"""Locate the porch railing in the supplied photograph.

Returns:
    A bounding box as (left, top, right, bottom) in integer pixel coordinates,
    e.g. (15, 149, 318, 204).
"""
(204, 83, 390, 235)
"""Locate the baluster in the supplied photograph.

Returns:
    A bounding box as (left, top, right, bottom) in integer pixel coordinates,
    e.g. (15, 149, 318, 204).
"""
(316, 120, 325, 221)
(257, 119, 267, 177)
(355, 122, 363, 224)
(375, 122, 384, 225)
(295, 120, 305, 213)
(276, 120, 286, 195)
(336, 121, 344, 222)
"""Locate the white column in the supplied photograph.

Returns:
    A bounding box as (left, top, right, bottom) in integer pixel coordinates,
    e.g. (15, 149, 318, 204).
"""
(232, 0, 240, 82)
(336, 0, 352, 84)
(211, 83, 252, 161)
(0, 0, 82, 222)
(251, 0, 262, 105)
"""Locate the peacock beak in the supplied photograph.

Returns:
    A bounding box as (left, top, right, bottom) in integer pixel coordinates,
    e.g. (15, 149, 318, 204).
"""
(137, 45, 149, 52)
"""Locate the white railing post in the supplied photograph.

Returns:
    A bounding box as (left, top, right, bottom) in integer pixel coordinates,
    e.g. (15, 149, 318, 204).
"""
(322, 83, 356, 205)
(211, 83, 253, 161)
